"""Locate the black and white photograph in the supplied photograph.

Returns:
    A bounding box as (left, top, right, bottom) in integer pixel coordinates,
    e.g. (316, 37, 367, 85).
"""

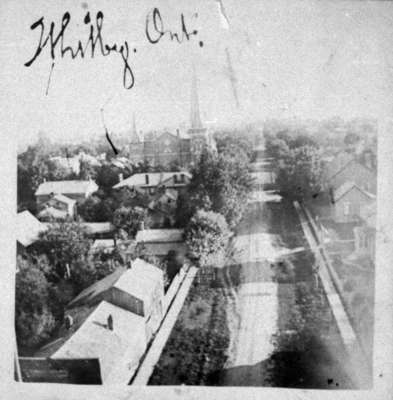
(2, 0, 393, 398)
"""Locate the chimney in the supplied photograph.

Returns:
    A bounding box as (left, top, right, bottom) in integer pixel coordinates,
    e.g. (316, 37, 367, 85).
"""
(145, 174, 149, 185)
(176, 128, 180, 139)
(107, 314, 113, 331)
(118, 173, 123, 182)
(140, 221, 145, 231)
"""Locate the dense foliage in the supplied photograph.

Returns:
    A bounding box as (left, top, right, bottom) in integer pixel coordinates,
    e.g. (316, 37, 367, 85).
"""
(185, 210, 231, 268)
(15, 256, 56, 348)
(275, 145, 323, 200)
(177, 148, 253, 229)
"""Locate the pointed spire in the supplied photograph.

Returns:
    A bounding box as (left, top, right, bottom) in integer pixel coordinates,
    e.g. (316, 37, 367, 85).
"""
(190, 65, 203, 130)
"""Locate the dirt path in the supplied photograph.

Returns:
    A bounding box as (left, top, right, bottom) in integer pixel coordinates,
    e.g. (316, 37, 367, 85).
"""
(220, 190, 290, 386)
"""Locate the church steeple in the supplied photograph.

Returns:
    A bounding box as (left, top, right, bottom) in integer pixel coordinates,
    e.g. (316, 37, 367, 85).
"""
(189, 66, 204, 131)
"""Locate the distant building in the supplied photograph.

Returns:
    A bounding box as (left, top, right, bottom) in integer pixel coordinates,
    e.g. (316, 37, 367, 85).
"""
(325, 157, 376, 194)
(38, 193, 77, 220)
(35, 180, 99, 208)
(127, 71, 216, 167)
(113, 171, 191, 196)
(332, 181, 375, 223)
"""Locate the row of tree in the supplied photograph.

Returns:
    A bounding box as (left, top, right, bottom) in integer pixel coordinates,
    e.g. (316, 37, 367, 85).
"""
(265, 131, 323, 201)
(182, 138, 254, 268)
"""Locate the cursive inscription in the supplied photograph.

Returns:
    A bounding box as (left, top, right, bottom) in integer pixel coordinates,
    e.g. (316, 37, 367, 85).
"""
(145, 8, 200, 45)
(25, 11, 135, 90)
(25, 8, 202, 93)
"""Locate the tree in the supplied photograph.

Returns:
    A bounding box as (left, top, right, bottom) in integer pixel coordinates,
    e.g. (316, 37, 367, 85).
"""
(112, 206, 151, 238)
(185, 210, 231, 268)
(31, 221, 92, 289)
(276, 145, 323, 200)
(15, 256, 56, 348)
(77, 195, 103, 222)
(79, 159, 98, 180)
(265, 137, 290, 161)
(178, 148, 253, 228)
(95, 163, 125, 194)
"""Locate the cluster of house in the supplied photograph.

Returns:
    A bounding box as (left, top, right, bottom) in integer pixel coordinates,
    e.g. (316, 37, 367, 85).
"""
(17, 208, 189, 383)
(318, 146, 377, 262)
(19, 254, 190, 384)
(17, 166, 192, 384)
(33, 169, 191, 227)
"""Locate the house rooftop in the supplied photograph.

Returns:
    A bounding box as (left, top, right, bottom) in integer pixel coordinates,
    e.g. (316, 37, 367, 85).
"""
(35, 180, 98, 196)
(113, 172, 191, 189)
(51, 301, 146, 384)
(68, 258, 163, 312)
(333, 181, 375, 203)
(17, 210, 48, 247)
(135, 229, 184, 243)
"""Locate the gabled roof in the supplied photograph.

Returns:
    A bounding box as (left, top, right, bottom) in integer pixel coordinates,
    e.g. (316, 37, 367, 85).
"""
(113, 172, 191, 189)
(35, 180, 98, 196)
(51, 301, 146, 384)
(68, 259, 163, 312)
(328, 156, 374, 182)
(333, 181, 375, 203)
(135, 229, 184, 243)
(17, 210, 48, 247)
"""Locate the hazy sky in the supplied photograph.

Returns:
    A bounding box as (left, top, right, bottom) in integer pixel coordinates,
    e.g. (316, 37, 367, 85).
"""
(1, 0, 393, 147)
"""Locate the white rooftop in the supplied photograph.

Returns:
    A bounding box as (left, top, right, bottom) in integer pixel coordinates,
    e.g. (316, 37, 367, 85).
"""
(17, 210, 48, 247)
(113, 172, 191, 189)
(69, 259, 163, 313)
(52, 300, 146, 384)
(35, 180, 98, 196)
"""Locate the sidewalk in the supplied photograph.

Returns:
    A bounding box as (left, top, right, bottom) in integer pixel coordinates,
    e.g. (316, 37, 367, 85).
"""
(130, 266, 198, 385)
(294, 201, 371, 388)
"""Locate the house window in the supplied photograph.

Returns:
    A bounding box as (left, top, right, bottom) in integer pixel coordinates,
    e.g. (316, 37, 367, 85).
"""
(343, 201, 351, 216)
(149, 188, 155, 195)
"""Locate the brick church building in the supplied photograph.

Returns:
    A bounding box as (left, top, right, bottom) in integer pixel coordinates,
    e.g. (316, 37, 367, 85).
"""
(127, 71, 216, 167)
